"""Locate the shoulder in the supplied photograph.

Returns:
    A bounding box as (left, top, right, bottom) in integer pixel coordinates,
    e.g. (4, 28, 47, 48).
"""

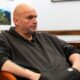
(0, 30, 8, 37)
(36, 31, 57, 39)
(36, 31, 54, 37)
(0, 30, 9, 42)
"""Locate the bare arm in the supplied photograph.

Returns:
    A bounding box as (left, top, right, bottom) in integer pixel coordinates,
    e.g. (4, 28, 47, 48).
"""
(1, 60, 41, 80)
(69, 53, 80, 71)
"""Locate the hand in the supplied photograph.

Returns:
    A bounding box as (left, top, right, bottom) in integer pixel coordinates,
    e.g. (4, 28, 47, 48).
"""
(72, 62, 80, 72)
(69, 53, 80, 72)
(30, 72, 41, 80)
(72, 66, 80, 72)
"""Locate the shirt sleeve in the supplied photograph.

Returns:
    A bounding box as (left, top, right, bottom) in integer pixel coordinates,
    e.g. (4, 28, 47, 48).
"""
(0, 37, 11, 70)
(58, 39, 80, 57)
(45, 32, 80, 58)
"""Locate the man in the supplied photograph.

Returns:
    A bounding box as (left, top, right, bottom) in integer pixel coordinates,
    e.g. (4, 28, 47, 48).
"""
(0, 4, 80, 80)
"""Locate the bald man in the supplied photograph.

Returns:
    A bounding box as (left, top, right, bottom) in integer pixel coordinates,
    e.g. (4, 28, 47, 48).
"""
(0, 4, 40, 80)
(0, 4, 80, 80)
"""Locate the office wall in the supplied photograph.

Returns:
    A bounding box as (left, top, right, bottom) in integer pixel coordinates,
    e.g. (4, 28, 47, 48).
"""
(32, 0, 80, 30)
(0, 0, 80, 30)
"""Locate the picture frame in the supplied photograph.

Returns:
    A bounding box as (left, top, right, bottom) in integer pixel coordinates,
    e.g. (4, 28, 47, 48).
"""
(51, 0, 80, 2)
(0, 9, 11, 25)
(0, 1, 12, 25)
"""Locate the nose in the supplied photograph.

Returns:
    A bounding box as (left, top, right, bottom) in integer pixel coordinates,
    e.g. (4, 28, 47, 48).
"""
(33, 19, 37, 24)
(32, 17, 37, 24)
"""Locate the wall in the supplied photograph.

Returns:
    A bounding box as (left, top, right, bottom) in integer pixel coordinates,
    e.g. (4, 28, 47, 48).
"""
(0, 0, 80, 30)
(32, 0, 80, 30)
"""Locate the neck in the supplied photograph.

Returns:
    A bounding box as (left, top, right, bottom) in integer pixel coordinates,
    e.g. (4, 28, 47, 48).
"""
(15, 29, 32, 41)
(22, 33, 32, 41)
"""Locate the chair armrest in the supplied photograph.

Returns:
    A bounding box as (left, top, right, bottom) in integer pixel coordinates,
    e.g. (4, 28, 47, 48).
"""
(0, 71, 17, 80)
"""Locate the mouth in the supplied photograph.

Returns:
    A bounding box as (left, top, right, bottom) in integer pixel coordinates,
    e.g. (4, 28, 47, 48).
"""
(32, 25, 37, 29)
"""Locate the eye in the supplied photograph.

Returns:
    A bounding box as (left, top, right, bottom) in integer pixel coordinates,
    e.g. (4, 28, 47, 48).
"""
(26, 15, 37, 20)
(28, 16, 34, 19)
(27, 16, 33, 19)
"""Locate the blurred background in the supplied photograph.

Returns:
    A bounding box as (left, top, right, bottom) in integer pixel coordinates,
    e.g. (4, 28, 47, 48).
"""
(0, 0, 80, 30)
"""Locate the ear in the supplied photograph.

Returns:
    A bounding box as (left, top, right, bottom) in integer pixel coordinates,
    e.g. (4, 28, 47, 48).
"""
(13, 17, 20, 26)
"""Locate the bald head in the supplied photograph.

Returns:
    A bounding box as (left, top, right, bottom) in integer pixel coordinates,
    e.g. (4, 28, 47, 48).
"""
(13, 4, 36, 18)
(13, 3, 37, 36)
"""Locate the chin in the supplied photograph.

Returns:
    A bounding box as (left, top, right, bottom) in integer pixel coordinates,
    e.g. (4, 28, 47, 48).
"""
(32, 28, 37, 32)
(32, 30, 36, 34)
(29, 30, 36, 35)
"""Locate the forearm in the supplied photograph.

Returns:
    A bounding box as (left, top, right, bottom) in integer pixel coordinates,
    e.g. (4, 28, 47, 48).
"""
(1, 60, 40, 80)
(69, 53, 80, 71)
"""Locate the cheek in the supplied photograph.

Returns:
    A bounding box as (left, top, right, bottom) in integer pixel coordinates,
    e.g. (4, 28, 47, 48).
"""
(25, 21, 31, 26)
(21, 19, 31, 27)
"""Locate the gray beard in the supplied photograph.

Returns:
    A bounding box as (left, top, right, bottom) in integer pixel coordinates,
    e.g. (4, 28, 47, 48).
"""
(27, 29, 36, 36)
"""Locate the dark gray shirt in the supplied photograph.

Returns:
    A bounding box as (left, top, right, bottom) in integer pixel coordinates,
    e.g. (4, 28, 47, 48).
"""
(0, 27, 80, 80)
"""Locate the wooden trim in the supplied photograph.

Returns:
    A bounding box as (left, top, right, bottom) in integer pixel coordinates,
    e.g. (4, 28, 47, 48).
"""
(39, 30, 80, 35)
(68, 42, 80, 48)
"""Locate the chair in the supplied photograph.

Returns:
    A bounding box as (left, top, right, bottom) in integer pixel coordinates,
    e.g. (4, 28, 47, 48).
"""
(0, 71, 17, 80)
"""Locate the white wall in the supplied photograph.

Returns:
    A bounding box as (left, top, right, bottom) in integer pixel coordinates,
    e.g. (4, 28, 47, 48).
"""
(32, 0, 80, 30)
(0, 0, 80, 30)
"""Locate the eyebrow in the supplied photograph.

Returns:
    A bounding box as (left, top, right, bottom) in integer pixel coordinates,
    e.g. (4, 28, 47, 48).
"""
(26, 15, 37, 19)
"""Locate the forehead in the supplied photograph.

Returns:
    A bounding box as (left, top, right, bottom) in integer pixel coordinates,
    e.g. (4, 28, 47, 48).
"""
(24, 9, 37, 15)
(14, 5, 37, 17)
(19, 9, 37, 18)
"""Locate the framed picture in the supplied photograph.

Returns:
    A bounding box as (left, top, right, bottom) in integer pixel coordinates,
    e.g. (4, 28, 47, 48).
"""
(51, 0, 80, 2)
(0, 1, 12, 25)
(0, 9, 11, 25)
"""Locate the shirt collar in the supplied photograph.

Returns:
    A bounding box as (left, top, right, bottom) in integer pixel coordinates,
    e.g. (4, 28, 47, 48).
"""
(9, 27, 36, 42)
